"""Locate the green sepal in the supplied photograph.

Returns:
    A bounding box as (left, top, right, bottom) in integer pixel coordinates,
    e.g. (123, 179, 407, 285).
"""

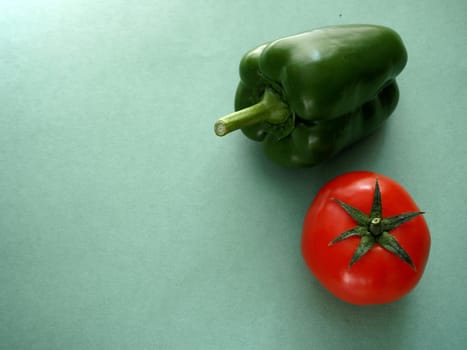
(349, 234, 375, 267)
(333, 198, 369, 226)
(370, 178, 382, 218)
(382, 211, 425, 231)
(377, 232, 416, 270)
(329, 178, 424, 271)
(329, 226, 368, 246)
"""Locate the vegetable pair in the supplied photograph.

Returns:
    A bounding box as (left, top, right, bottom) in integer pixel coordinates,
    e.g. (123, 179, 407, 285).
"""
(212, 26, 431, 306)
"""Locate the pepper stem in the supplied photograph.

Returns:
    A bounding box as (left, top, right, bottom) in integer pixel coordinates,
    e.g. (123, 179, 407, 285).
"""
(214, 89, 289, 136)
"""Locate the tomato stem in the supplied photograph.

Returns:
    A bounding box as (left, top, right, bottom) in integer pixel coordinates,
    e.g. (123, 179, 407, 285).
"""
(369, 217, 383, 237)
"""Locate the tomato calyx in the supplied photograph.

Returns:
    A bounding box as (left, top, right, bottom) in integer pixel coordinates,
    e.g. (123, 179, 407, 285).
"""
(328, 178, 424, 270)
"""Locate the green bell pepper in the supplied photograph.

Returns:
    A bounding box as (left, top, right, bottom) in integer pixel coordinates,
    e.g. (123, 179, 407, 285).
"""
(214, 24, 407, 167)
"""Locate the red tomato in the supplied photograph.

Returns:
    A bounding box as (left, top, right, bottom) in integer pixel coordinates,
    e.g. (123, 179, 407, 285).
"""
(302, 171, 430, 305)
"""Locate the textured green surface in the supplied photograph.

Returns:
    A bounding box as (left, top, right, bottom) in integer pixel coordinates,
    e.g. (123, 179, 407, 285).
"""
(1, 1, 466, 349)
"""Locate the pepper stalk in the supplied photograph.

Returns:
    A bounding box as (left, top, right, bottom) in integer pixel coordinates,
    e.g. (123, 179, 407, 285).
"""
(214, 89, 290, 136)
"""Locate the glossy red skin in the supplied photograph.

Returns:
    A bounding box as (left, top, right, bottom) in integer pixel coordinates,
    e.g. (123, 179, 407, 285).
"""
(302, 171, 431, 305)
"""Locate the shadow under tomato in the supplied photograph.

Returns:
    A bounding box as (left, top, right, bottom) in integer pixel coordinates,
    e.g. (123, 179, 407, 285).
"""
(297, 263, 415, 348)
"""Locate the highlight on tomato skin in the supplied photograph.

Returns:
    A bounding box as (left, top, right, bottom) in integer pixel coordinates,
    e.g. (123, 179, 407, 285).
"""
(301, 171, 431, 305)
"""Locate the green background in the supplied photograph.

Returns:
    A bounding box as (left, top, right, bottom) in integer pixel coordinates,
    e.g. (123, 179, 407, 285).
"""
(1, 0, 466, 349)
